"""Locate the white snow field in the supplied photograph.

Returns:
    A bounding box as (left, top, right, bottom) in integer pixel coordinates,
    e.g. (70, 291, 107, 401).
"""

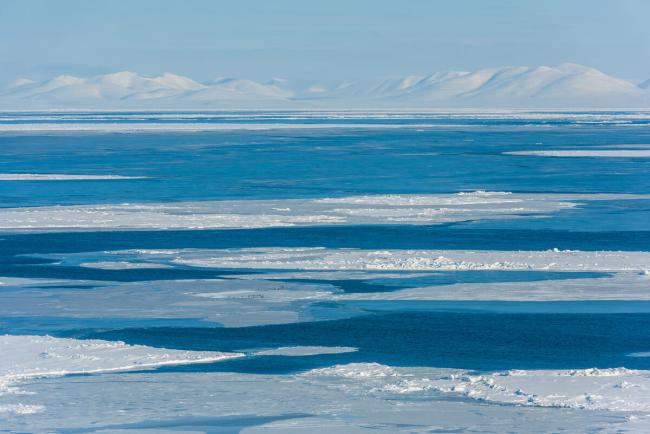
(0, 192, 646, 231)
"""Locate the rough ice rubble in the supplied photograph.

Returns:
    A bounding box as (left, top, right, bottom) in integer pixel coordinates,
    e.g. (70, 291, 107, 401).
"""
(0, 192, 646, 231)
(171, 247, 650, 272)
(303, 363, 650, 412)
(0, 334, 243, 414)
(506, 150, 650, 157)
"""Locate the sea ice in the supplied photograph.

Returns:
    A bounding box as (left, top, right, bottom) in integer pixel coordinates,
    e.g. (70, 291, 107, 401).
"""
(78, 261, 173, 269)
(0, 173, 147, 180)
(303, 363, 650, 412)
(0, 192, 645, 231)
(0, 369, 640, 433)
(170, 247, 650, 272)
(0, 334, 243, 414)
(252, 346, 358, 357)
(506, 150, 650, 157)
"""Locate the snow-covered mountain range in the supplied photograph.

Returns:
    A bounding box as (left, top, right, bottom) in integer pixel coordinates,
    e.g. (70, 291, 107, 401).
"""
(2, 64, 649, 109)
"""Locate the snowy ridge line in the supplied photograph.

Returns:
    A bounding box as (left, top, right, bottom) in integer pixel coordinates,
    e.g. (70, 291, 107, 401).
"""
(506, 150, 650, 157)
(2, 64, 650, 108)
(303, 363, 650, 412)
(0, 335, 243, 414)
(0, 173, 148, 181)
(169, 247, 650, 272)
(0, 191, 647, 231)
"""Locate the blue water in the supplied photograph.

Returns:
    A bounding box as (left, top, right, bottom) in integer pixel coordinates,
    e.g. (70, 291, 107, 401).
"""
(2, 121, 650, 211)
(2, 111, 650, 378)
(65, 311, 650, 372)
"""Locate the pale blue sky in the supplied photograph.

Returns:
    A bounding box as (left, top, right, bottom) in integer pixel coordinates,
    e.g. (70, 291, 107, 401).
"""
(1, 0, 649, 85)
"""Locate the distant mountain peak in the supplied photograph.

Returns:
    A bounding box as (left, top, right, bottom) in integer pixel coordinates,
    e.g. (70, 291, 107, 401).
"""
(2, 64, 649, 109)
(8, 78, 36, 88)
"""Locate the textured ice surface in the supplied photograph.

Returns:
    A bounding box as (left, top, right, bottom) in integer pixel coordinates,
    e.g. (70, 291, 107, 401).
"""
(1, 192, 646, 231)
(171, 247, 650, 272)
(304, 363, 650, 412)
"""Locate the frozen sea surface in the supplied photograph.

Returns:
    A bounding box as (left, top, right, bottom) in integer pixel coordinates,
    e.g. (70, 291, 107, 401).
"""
(2, 111, 650, 432)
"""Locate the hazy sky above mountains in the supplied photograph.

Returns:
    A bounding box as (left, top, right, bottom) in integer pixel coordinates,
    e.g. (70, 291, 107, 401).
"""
(1, 0, 649, 85)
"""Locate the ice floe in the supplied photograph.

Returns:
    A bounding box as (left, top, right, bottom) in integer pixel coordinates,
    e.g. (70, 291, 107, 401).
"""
(252, 346, 358, 357)
(78, 261, 173, 269)
(303, 363, 650, 412)
(0, 173, 147, 180)
(0, 122, 440, 133)
(0, 192, 646, 231)
(1, 369, 635, 433)
(171, 247, 650, 272)
(337, 271, 650, 301)
(0, 277, 333, 327)
(506, 150, 650, 157)
(0, 334, 243, 414)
